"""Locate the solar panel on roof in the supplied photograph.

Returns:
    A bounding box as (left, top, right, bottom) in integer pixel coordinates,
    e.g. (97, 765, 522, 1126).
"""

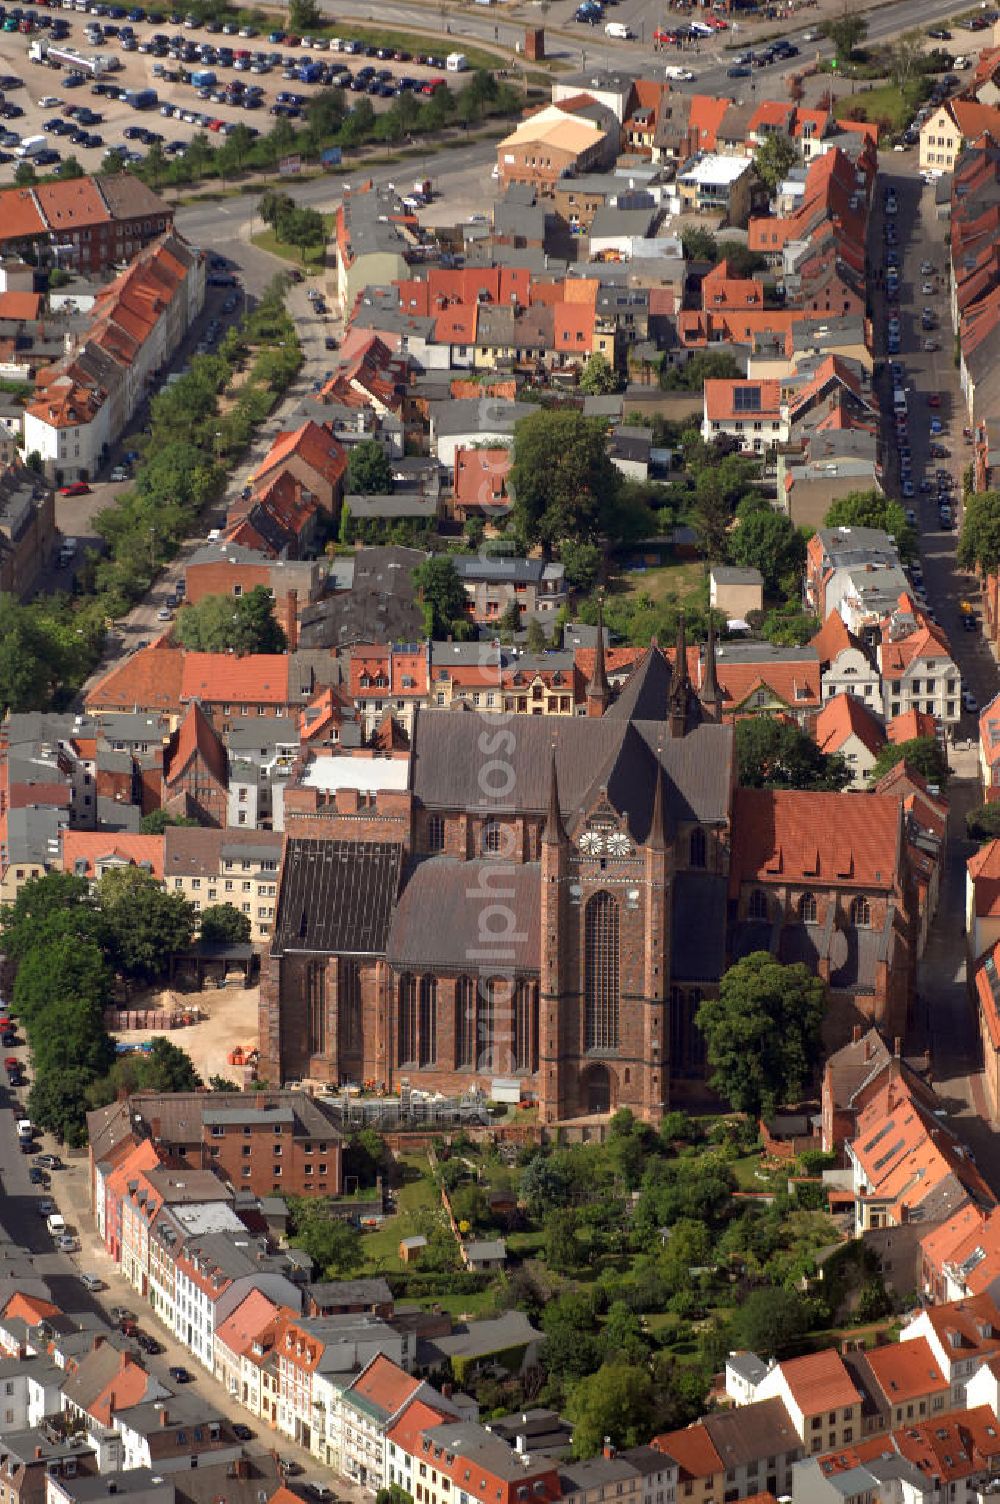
(734, 385, 762, 412)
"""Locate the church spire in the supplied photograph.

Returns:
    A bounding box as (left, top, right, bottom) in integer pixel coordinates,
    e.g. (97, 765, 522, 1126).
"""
(699, 612, 722, 722)
(542, 747, 565, 845)
(586, 596, 611, 717)
(648, 760, 666, 850)
(668, 611, 695, 737)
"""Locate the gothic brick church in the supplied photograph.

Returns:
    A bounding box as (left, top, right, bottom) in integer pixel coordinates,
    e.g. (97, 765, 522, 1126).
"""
(258, 623, 915, 1122)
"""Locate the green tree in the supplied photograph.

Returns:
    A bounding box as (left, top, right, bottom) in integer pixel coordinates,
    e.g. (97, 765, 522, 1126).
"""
(174, 585, 286, 655)
(541, 1292, 602, 1381)
(136, 1036, 202, 1092)
(100, 149, 125, 175)
(822, 5, 868, 62)
(510, 410, 620, 550)
(199, 903, 252, 945)
(138, 810, 199, 835)
(601, 1300, 650, 1364)
(289, 0, 322, 29)
(754, 132, 799, 194)
(14, 933, 110, 1027)
(1, 872, 95, 960)
(730, 1286, 812, 1357)
(680, 226, 717, 261)
(579, 353, 620, 395)
(520, 1153, 573, 1216)
(825, 489, 916, 561)
(526, 617, 547, 654)
(346, 438, 392, 495)
(413, 555, 469, 639)
(968, 803, 1000, 841)
(0, 597, 73, 713)
(544, 1207, 583, 1273)
(729, 504, 806, 596)
(289, 1197, 364, 1275)
(281, 206, 326, 258)
(29, 994, 115, 1079)
(959, 490, 1000, 574)
(28, 1068, 92, 1146)
(697, 952, 825, 1117)
(259, 188, 296, 228)
(661, 349, 743, 392)
(499, 599, 522, 636)
(885, 28, 925, 88)
(869, 735, 949, 789)
(98, 867, 195, 980)
(567, 1363, 657, 1456)
(560, 539, 603, 592)
(736, 716, 852, 792)
(55, 154, 84, 179)
(13, 161, 35, 187)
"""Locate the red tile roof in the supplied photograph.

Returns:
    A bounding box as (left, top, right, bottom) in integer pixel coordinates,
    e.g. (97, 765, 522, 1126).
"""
(215, 1289, 284, 1360)
(651, 1425, 723, 1481)
(815, 693, 885, 760)
(254, 420, 346, 490)
(810, 611, 855, 664)
(85, 639, 186, 715)
(864, 1337, 947, 1405)
(704, 378, 781, 421)
(179, 653, 292, 707)
(775, 1350, 860, 1416)
(687, 93, 732, 151)
(347, 1353, 423, 1416)
(165, 700, 228, 789)
(969, 840, 1000, 918)
(0, 291, 40, 320)
(730, 787, 902, 896)
(894, 1405, 1000, 1483)
(888, 709, 939, 745)
(61, 832, 165, 881)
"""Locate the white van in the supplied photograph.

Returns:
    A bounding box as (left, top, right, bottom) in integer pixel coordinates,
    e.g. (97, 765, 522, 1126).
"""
(445, 51, 468, 71)
(664, 64, 695, 80)
(605, 20, 633, 37)
(46, 1213, 66, 1237)
(14, 135, 47, 160)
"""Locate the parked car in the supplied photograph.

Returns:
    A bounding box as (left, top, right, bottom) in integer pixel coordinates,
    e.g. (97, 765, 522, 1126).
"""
(168, 1365, 193, 1383)
(58, 481, 90, 496)
(80, 1273, 104, 1291)
(33, 1154, 62, 1170)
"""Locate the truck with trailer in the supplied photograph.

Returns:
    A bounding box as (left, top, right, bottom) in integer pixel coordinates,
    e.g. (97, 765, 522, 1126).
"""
(28, 40, 116, 75)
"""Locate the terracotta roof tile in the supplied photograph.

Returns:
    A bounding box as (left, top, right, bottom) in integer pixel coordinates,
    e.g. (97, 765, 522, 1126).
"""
(62, 832, 165, 881)
(815, 693, 885, 760)
(864, 1337, 947, 1405)
(730, 787, 902, 895)
(775, 1350, 860, 1416)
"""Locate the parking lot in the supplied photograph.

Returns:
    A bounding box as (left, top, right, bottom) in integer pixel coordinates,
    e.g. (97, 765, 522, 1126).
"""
(0, 2, 468, 180)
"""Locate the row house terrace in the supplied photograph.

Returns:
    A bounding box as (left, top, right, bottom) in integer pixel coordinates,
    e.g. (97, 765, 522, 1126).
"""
(171, 1230, 303, 1374)
(274, 1312, 408, 1462)
(387, 1407, 562, 1504)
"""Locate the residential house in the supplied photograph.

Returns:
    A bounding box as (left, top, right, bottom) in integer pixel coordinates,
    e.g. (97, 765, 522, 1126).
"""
(811, 613, 883, 714)
(161, 701, 228, 827)
(495, 104, 616, 196)
(251, 420, 348, 516)
(879, 601, 962, 726)
(813, 694, 885, 788)
(742, 1350, 863, 1454)
(336, 1353, 457, 1491)
(701, 379, 788, 452)
(163, 821, 283, 946)
(846, 1337, 949, 1432)
(901, 1295, 1000, 1404)
(0, 172, 172, 270)
(709, 566, 763, 619)
(920, 99, 1000, 173)
(675, 153, 759, 226)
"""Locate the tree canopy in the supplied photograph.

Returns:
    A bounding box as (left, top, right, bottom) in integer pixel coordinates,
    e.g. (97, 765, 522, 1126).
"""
(510, 410, 621, 549)
(729, 1286, 813, 1358)
(736, 717, 852, 791)
(413, 555, 471, 639)
(98, 867, 195, 981)
(346, 438, 393, 495)
(959, 490, 1000, 574)
(697, 952, 826, 1116)
(174, 584, 287, 655)
(729, 501, 806, 596)
(822, 6, 868, 61)
(578, 353, 620, 395)
(754, 133, 799, 194)
(199, 903, 252, 945)
(289, 1196, 364, 1276)
(869, 735, 949, 789)
(825, 490, 916, 561)
(566, 1363, 657, 1457)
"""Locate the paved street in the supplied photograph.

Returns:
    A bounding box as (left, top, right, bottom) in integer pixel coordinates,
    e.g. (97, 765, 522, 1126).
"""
(868, 159, 1000, 1187)
(0, 1064, 342, 1486)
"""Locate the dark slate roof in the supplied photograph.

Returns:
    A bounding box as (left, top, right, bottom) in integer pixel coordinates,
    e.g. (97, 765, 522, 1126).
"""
(387, 857, 540, 972)
(409, 708, 733, 843)
(605, 645, 672, 721)
(671, 872, 727, 982)
(299, 545, 425, 649)
(272, 839, 402, 955)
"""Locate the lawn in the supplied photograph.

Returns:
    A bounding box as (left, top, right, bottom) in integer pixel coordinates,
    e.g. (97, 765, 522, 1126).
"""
(357, 1153, 440, 1273)
(251, 213, 332, 271)
(617, 557, 706, 607)
(833, 83, 921, 133)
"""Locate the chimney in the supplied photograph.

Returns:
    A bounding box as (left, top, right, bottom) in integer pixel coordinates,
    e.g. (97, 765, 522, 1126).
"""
(283, 589, 298, 652)
(894, 1036, 901, 1058)
(864, 1037, 874, 1062)
(852, 1024, 862, 1044)
(34, 1447, 42, 1460)
(92, 1335, 104, 1352)
(603, 1438, 615, 1460)
(159, 1409, 170, 1428)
